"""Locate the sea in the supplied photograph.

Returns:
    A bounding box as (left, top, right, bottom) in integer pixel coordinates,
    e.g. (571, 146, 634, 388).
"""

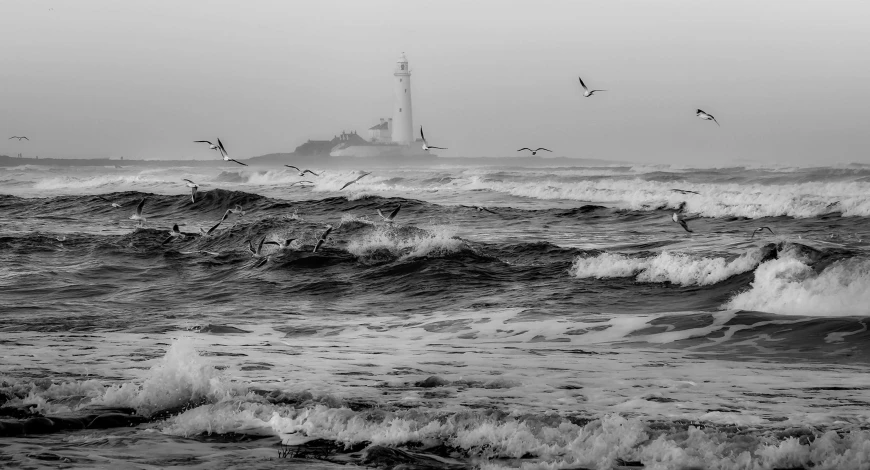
(1, 161, 869, 470)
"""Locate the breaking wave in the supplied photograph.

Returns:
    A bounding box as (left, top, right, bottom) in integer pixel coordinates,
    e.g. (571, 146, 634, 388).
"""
(93, 338, 240, 415)
(32, 174, 169, 191)
(726, 257, 870, 317)
(468, 176, 870, 218)
(346, 225, 466, 261)
(572, 249, 766, 286)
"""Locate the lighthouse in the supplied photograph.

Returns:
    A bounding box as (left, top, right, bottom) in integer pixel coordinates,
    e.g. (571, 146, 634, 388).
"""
(391, 53, 414, 144)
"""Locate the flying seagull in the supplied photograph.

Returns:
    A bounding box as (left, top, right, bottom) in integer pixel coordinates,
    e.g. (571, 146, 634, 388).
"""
(264, 238, 297, 250)
(130, 198, 147, 227)
(289, 181, 314, 187)
(672, 212, 693, 233)
(339, 172, 371, 190)
(696, 109, 720, 126)
(420, 127, 447, 151)
(97, 196, 123, 208)
(227, 205, 246, 217)
(248, 236, 270, 267)
(284, 165, 320, 177)
(248, 237, 267, 258)
(180, 250, 220, 256)
(377, 204, 401, 223)
(162, 224, 186, 245)
(671, 189, 701, 195)
(200, 211, 229, 237)
(8, 136, 29, 141)
(194, 140, 222, 154)
(473, 206, 497, 214)
(183, 179, 199, 203)
(198, 139, 247, 166)
(313, 225, 333, 253)
(578, 77, 606, 97)
(216, 138, 248, 166)
(517, 148, 552, 156)
(751, 227, 775, 238)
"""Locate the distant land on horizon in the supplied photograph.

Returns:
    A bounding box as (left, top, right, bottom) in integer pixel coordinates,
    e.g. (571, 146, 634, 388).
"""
(0, 153, 623, 169)
(0, 130, 630, 168)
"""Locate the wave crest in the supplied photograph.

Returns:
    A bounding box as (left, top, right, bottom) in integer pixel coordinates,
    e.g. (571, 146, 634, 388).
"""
(33, 174, 164, 190)
(572, 250, 765, 286)
(726, 257, 870, 316)
(93, 337, 241, 416)
(346, 225, 465, 261)
(466, 176, 870, 218)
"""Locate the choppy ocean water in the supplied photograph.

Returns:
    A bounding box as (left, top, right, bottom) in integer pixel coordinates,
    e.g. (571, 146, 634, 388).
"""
(1, 162, 869, 470)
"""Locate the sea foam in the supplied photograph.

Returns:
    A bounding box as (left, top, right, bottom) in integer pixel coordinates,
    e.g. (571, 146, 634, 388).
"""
(159, 403, 870, 470)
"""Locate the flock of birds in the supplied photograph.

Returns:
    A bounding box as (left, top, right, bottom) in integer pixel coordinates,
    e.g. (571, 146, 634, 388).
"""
(668, 188, 774, 237)
(94, 155, 403, 265)
(14, 76, 766, 252)
(91, 147, 518, 266)
(107, 171, 771, 267)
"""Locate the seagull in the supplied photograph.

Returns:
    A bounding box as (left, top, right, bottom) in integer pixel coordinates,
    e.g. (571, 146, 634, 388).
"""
(473, 206, 497, 214)
(289, 181, 314, 187)
(578, 77, 606, 97)
(130, 198, 147, 227)
(162, 224, 186, 245)
(264, 238, 297, 250)
(180, 250, 220, 256)
(284, 166, 320, 177)
(248, 236, 270, 267)
(198, 138, 248, 166)
(671, 189, 700, 195)
(751, 227, 775, 238)
(248, 237, 267, 258)
(8, 136, 29, 141)
(183, 179, 199, 203)
(97, 196, 123, 208)
(696, 109, 720, 126)
(420, 127, 447, 151)
(200, 212, 228, 237)
(517, 148, 552, 156)
(313, 225, 333, 253)
(194, 140, 222, 154)
(377, 204, 401, 223)
(339, 172, 371, 190)
(672, 212, 693, 233)
(227, 205, 246, 217)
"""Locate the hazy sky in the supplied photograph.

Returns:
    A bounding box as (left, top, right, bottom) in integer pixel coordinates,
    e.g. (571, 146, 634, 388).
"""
(1, 0, 868, 165)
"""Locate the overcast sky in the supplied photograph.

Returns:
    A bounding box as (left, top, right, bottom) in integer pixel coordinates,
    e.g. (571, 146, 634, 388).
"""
(1, 0, 868, 165)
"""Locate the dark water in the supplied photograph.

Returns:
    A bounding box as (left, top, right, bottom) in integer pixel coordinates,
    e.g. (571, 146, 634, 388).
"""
(1, 164, 869, 469)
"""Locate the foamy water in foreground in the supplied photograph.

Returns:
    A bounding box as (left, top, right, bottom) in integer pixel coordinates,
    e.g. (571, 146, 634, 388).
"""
(1, 162, 869, 469)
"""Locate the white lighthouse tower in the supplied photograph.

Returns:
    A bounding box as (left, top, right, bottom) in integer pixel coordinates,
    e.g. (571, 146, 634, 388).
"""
(391, 53, 414, 144)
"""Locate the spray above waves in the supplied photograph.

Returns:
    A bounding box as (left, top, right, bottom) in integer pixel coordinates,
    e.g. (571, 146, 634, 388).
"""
(12, 166, 870, 220)
(32, 174, 171, 191)
(91, 337, 240, 416)
(572, 249, 769, 287)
